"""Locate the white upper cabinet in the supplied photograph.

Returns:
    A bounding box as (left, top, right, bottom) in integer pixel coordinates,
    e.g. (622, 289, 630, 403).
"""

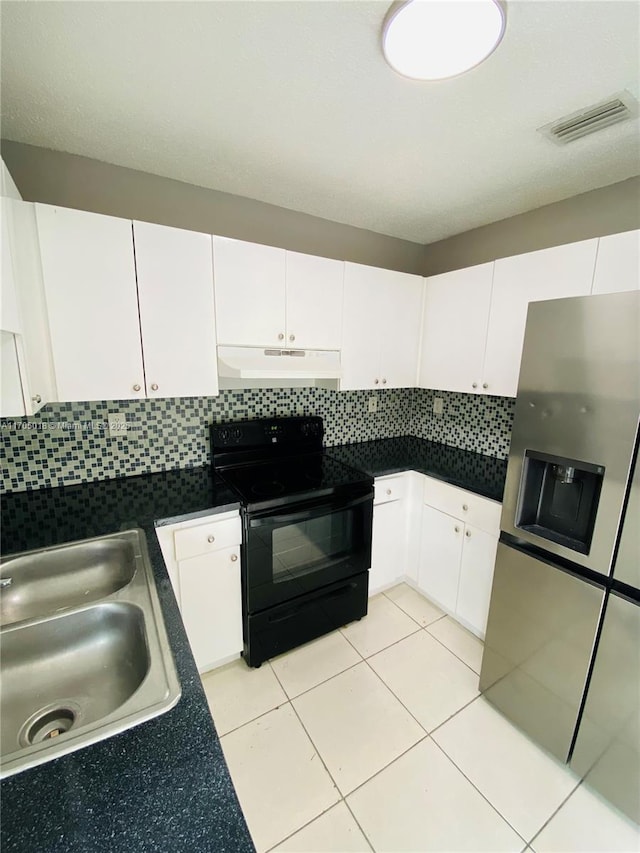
(1, 199, 21, 334)
(591, 230, 640, 294)
(483, 239, 598, 397)
(419, 262, 494, 394)
(134, 222, 218, 399)
(36, 205, 145, 401)
(284, 251, 344, 349)
(342, 262, 423, 390)
(213, 237, 344, 350)
(213, 237, 286, 347)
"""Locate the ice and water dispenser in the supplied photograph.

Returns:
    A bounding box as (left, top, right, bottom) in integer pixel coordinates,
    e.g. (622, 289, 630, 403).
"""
(516, 450, 605, 555)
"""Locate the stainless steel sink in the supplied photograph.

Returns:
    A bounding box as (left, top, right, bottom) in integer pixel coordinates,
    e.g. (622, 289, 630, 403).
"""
(0, 537, 137, 626)
(0, 530, 181, 778)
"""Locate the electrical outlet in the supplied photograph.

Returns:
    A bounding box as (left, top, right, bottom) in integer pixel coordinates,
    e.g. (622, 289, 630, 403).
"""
(368, 396, 378, 413)
(433, 397, 444, 415)
(108, 412, 128, 438)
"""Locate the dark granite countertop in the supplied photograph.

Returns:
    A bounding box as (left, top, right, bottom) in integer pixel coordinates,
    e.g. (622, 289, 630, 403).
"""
(327, 436, 507, 502)
(0, 438, 505, 852)
(0, 466, 253, 853)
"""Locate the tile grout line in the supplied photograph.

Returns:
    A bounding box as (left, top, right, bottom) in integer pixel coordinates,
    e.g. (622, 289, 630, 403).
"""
(423, 619, 484, 677)
(525, 777, 584, 849)
(428, 736, 530, 848)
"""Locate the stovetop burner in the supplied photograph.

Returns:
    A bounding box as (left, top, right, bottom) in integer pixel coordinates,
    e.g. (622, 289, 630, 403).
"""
(250, 480, 285, 498)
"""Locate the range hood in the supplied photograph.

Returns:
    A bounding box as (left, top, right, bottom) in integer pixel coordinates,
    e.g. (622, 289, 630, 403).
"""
(217, 346, 342, 389)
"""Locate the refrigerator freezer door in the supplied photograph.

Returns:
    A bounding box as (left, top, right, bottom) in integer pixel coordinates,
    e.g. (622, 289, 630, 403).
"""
(613, 438, 639, 589)
(501, 290, 640, 576)
(480, 542, 605, 762)
(570, 592, 640, 824)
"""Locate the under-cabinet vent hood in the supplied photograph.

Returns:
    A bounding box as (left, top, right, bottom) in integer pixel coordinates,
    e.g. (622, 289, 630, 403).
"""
(217, 346, 341, 389)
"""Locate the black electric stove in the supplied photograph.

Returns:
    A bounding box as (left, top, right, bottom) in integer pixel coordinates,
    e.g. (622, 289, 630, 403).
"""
(211, 416, 373, 667)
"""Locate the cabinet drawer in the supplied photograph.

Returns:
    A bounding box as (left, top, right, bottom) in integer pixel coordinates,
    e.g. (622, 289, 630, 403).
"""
(423, 476, 501, 535)
(374, 474, 407, 506)
(174, 515, 242, 561)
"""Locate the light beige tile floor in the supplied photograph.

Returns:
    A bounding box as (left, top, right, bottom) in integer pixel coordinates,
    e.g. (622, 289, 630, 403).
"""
(202, 583, 640, 853)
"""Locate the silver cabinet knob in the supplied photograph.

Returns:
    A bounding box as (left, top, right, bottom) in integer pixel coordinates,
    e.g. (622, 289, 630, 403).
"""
(151, 383, 159, 391)
(382, 378, 387, 385)
(472, 382, 478, 389)
(454, 526, 460, 533)
(374, 378, 379, 385)
(482, 383, 489, 389)
(278, 332, 285, 340)
(207, 535, 215, 543)
(289, 334, 295, 342)
(465, 530, 471, 538)
(386, 489, 392, 496)
(230, 553, 238, 562)
(133, 384, 141, 392)
(32, 394, 42, 404)
(462, 504, 469, 511)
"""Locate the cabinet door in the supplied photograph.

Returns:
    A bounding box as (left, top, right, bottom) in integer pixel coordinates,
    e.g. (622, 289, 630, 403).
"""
(418, 504, 463, 613)
(419, 263, 493, 394)
(134, 222, 218, 398)
(178, 545, 243, 672)
(10, 202, 56, 413)
(0, 331, 25, 417)
(483, 239, 598, 397)
(592, 230, 640, 295)
(1, 198, 21, 333)
(213, 236, 285, 347)
(341, 262, 382, 390)
(371, 500, 404, 595)
(284, 251, 344, 350)
(36, 205, 145, 401)
(379, 269, 423, 388)
(456, 524, 498, 638)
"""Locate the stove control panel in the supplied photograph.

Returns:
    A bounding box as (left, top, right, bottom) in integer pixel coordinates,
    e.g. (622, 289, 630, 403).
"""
(211, 416, 324, 451)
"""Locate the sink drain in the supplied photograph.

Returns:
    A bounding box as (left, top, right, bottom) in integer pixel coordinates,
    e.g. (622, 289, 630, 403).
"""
(25, 709, 76, 744)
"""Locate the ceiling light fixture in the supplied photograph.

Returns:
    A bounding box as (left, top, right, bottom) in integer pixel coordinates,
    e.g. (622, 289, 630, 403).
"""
(382, 0, 506, 81)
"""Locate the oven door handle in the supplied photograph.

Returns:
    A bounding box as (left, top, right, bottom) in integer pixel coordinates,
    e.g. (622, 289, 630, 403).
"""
(248, 492, 372, 528)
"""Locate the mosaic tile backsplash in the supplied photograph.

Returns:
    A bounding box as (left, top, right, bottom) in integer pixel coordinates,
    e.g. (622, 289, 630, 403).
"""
(1, 388, 514, 493)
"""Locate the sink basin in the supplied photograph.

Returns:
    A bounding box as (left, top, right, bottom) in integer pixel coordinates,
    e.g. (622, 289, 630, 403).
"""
(0, 538, 136, 627)
(0, 530, 181, 778)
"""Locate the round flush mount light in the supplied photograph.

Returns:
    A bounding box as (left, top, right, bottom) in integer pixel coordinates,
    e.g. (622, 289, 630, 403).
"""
(382, 0, 506, 81)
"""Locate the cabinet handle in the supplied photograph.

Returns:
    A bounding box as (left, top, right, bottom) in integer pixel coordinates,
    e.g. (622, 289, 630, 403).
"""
(465, 530, 472, 538)
(454, 526, 460, 533)
(278, 332, 285, 340)
(289, 334, 295, 342)
(230, 554, 238, 562)
(32, 394, 42, 404)
(207, 535, 215, 543)
(133, 384, 141, 392)
(386, 489, 392, 496)
(374, 378, 379, 385)
(151, 383, 159, 391)
(482, 383, 489, 390)
(472, 382, 478, 389)
(462, 504, 469, 512)
(382, 378, 387, 385)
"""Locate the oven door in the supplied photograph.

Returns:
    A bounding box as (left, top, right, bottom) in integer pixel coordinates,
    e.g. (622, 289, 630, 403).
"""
(243, 488, 373, 614)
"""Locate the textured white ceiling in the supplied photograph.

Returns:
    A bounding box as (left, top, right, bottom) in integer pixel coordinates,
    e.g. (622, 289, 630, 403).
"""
(1, 1, 638, 244)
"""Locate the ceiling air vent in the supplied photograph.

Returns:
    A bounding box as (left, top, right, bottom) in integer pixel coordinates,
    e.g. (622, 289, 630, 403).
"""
(538, 91, 638, 145)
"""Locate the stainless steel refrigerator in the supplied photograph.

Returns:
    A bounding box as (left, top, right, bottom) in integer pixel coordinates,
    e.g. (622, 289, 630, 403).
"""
(480, 289, 639, 824)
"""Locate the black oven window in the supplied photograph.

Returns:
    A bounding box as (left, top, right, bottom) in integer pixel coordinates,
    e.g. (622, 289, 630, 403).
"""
(270, 511, 354, 583)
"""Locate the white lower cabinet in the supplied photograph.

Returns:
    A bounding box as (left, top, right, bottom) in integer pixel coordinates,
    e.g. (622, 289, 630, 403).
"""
(418, 504, 464, 613)
(156, 511, 243, 673)
(179, 546, 243, 672)
(455, 524, 498, 636)
(417, 477, 500, 638)
(370, 474, 410, 595)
